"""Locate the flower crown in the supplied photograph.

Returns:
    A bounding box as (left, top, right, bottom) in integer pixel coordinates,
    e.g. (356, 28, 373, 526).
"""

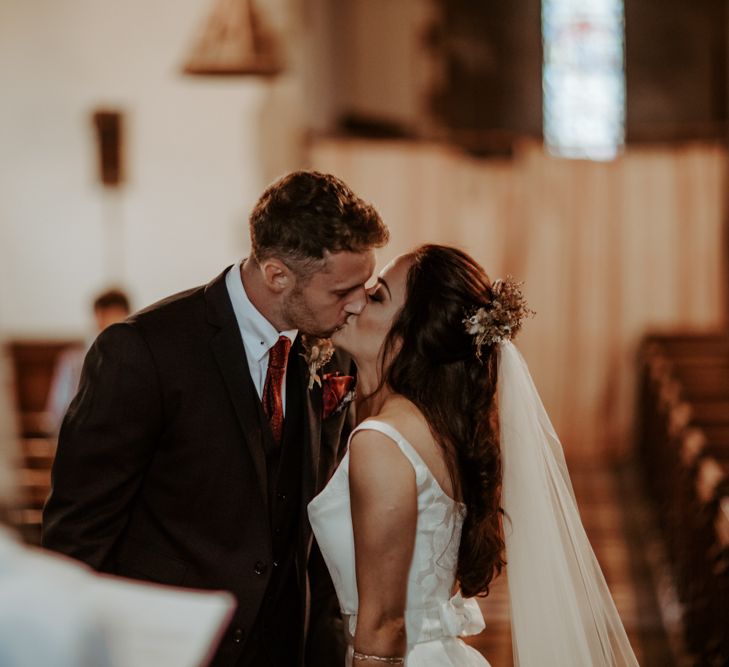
(463, 276, 535, 360)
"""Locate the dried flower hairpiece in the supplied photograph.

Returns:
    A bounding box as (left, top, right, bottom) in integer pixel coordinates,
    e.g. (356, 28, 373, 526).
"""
(300, 335, 335, 389)
(463, 276, 535, 360)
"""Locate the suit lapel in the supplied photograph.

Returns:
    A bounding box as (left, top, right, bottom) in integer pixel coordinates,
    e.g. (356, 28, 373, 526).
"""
(205, 269, 268, 510)
(299, 341, 322, 507)
(204, 268, 324, 558)
(296, 339, 322, 576)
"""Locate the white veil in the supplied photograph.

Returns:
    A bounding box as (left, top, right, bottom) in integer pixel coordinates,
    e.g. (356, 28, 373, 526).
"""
(498, 341, 639, 666)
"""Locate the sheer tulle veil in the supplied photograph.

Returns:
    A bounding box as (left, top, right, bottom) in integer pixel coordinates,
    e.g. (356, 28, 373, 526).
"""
(497, 341, 639, 666)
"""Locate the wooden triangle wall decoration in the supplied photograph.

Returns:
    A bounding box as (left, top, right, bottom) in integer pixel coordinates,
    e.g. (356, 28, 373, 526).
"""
(183, 0, 282, 76)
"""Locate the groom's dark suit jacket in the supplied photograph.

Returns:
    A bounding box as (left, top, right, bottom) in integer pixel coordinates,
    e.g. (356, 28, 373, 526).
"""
(42, 268, 350, 667)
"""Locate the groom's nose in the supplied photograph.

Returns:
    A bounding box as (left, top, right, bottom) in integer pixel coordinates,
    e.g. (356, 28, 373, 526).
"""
(343, 287, 367, 315)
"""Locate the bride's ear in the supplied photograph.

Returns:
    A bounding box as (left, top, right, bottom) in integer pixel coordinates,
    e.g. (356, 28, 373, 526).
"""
(260, 258, 293, 294)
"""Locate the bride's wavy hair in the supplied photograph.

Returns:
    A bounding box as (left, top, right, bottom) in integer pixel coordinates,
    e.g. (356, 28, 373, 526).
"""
(380, 244, 506, 597)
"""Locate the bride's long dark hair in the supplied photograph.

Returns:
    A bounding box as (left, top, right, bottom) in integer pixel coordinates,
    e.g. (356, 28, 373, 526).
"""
(380, 244, 506, 597)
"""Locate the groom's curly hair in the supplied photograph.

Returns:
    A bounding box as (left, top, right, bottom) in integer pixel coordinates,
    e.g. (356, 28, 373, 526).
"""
(381, 244, 507, 598)
(249, 171, 388, 279)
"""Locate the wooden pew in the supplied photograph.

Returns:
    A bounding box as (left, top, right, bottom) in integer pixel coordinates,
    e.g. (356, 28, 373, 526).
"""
(681, 456, 729, 660)
(712, 498, 729, 663)
(12, 437, 56, 544)
(5, 340, 80, 544)
(6, 339, 83, 437)
(637, 332, 729, 662)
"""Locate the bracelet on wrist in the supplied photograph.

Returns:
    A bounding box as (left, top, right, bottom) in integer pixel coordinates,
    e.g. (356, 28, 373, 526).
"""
(352, 649, 405, 664)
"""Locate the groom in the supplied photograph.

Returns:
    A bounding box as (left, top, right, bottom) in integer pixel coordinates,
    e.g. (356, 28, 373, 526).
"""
(42, 171, 389, 666)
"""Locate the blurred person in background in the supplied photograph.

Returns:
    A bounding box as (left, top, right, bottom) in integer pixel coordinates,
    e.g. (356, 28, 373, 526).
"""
(46, 288, 130, 433)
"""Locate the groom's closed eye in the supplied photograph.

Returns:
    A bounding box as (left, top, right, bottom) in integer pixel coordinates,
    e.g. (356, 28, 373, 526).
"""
(333, 286, 360, 298)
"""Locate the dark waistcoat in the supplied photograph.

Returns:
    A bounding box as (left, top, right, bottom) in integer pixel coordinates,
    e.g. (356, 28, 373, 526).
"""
(238, 348, 305, 667)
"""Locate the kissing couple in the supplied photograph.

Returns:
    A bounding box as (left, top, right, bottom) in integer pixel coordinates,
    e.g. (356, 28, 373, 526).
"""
(43, 172, 639, 666)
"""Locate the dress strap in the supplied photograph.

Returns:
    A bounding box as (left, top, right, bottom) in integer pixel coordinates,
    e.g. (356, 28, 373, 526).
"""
(350, 419, 464, 506)
(348, 419, 427, 475)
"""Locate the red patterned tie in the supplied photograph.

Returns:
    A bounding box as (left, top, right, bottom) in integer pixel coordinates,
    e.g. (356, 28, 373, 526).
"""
(262, 336, 291, 445)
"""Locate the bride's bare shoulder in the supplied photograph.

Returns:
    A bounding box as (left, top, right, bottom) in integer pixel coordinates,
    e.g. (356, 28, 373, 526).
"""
(348, 397, 426, 479)
(372, 395, 456, 499)
(348, 424, 417, 500)
(376, 395, 436, 448)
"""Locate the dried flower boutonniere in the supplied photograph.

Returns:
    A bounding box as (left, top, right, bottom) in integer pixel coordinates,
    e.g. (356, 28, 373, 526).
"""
(301, 335, 335, 390)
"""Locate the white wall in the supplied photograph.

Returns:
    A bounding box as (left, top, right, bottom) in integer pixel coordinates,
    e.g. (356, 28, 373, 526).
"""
(0, 0, 303, 337)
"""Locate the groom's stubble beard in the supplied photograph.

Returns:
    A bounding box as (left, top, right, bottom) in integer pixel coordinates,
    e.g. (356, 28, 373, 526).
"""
(281, 283, 336, 338)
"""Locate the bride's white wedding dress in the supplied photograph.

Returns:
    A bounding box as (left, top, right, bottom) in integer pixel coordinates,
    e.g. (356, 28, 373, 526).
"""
(308, 419, 490, 666)
(309, 343, 640, 666)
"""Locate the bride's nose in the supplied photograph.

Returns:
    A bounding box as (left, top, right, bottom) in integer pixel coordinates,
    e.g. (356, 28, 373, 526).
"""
(343, 287, 367, 315)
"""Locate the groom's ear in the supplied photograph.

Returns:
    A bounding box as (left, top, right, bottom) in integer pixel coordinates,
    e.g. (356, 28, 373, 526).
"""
(260, 258, 293, 294)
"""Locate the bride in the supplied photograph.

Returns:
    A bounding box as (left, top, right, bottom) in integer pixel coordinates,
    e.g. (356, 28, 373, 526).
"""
(308, 245, 639, 666)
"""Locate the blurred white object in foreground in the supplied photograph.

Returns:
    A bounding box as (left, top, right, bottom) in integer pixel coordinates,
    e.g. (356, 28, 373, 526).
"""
(0, 526, 235, 667)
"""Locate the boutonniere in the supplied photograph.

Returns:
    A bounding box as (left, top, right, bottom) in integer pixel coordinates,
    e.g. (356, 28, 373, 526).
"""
(322, 372, 356, 419)
(300, 335, 335, 390)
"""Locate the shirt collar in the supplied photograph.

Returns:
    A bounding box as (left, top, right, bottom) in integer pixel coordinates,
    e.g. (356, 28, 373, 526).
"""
(225, 261, 298, 361)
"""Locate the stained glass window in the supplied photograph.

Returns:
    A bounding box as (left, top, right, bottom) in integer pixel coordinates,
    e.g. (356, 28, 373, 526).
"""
(542, 0, 625, 160)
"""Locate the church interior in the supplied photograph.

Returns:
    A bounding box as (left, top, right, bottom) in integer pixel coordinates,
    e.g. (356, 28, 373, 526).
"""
(1, 0, 728, 665)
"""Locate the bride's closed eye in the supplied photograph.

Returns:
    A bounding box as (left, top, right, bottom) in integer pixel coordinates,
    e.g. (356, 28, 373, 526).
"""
(367, 288, 384, 303)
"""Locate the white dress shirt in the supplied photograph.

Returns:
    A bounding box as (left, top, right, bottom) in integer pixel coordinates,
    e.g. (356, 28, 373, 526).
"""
(225, 261, 298, 413)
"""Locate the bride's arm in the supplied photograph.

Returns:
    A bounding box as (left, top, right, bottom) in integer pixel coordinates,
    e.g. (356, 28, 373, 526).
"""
(349, 429, 417, 663)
